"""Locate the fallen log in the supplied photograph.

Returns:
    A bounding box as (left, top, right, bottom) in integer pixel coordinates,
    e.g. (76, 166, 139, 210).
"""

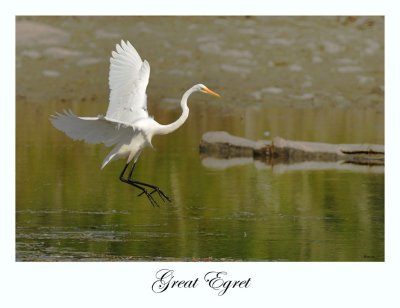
(199, 131, 384, 166)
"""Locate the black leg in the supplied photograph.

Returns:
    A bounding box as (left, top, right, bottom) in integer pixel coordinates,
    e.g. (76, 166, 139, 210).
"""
(119, 163, 129, 179)
(128, 161, 136, 180)
(119, 161, 171, 206)
(126, 161, 171, 203)
(119, 162, 159, 207)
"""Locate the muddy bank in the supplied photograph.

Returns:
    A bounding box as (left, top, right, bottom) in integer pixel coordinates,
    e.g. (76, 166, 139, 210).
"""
(16, 16, 383, 112)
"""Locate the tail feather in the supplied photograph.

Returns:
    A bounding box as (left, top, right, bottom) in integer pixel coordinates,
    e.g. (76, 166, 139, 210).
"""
(101, 146, 121, 169)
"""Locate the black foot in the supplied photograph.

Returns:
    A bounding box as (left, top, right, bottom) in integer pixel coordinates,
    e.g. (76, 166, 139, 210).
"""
(119, 178, 160, 207)
(139, 187, 160, 208)
(138, 186, 171, 203)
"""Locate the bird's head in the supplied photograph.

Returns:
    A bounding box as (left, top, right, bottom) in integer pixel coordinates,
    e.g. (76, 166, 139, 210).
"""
(195, 84, 221, 97)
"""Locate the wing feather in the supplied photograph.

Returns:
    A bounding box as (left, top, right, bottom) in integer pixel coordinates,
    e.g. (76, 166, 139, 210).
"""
(106, 40, 150, 124)
(50, 109, 134, 147)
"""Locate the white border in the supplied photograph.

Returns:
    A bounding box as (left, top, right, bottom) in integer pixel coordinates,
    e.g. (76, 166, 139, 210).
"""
(3, 1, 399, 307)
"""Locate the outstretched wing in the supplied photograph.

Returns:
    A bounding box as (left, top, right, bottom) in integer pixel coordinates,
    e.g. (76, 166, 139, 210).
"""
(106, 40, 150, 124)
(50, 109, 134, 147)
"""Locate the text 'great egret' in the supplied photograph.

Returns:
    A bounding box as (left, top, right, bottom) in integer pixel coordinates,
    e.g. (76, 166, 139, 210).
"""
(51, 40, 220, 207)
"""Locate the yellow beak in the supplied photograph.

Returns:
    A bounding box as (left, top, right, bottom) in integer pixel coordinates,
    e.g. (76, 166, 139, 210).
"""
(203, 87, 221, 98)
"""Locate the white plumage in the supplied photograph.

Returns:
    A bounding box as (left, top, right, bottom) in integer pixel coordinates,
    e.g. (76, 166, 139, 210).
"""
(51, 41, 153, 169)
(50, 40, 220, 205)
(107, 40, 150, 124)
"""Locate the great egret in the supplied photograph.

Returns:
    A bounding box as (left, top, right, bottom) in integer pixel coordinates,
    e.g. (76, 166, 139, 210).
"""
(50, 40, 220, 207)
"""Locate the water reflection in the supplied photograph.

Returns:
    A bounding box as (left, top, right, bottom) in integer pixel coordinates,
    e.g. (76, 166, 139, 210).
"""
(202, 157, 384, 173)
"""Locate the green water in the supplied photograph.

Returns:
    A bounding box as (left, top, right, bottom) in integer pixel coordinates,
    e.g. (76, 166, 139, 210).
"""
(16, 101, 384, 261)
(16, 16, 384, 261)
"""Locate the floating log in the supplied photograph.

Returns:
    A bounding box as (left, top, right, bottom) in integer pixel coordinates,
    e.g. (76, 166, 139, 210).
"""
(199, 131, 384, 166)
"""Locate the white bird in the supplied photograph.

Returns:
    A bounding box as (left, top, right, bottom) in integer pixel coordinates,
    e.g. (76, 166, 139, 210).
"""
(50, 40, 220, 206)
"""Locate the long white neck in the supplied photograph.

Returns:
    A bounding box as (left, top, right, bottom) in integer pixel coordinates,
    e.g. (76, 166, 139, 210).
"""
(156, 86, 197, 135)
